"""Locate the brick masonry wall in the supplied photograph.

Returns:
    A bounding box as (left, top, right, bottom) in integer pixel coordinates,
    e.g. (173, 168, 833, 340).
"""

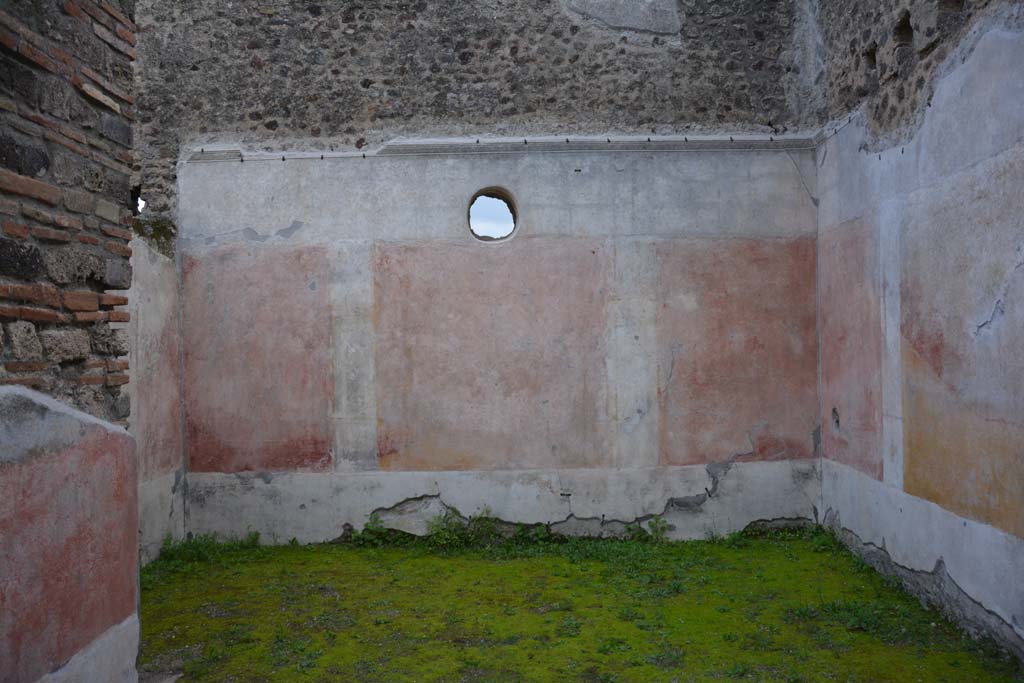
(1, 0, 135, 421)
(133, 0, 821, 239)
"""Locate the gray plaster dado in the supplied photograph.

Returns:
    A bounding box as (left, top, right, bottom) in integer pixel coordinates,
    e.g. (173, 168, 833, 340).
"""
(176, 140, 818, 248)
(36, 616, 139, 683)
(138, 471, 185, 564)
(186, 460, 820, 544)
(822, 460, 1024, 657)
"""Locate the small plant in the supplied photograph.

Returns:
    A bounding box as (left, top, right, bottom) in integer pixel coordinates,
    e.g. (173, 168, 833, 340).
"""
(624, 522, 650, 542)
(647, 516, 669, 543)
(596, 637, 631, 654)
(465, 507, 504, 546)
(141, 531, 261, 588)
(725, 661, 752, 678)
(512, 522, 556, 545)
(268, 629, 322, 671)
(644, 643, 685, 669)
(352, 513, 391, 547)
(425, 510, 470, 550)
(617, 605, 642, 622)
(808, 526, 843, 553)
(556, 615, 583, 638)
(721, 531, 750, 548)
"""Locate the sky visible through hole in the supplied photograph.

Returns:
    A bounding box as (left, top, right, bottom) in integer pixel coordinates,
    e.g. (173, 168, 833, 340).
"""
(470, 195, 515, 239)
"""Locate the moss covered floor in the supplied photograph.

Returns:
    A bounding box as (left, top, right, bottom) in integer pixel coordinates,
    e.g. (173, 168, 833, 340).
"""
(140, 525, 1022, 683)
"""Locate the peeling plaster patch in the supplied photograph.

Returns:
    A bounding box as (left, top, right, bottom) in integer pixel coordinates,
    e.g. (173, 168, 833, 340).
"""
(667, 457, 735, 511)
(562, 0, 681, 35)
(277, 220, 304, 239)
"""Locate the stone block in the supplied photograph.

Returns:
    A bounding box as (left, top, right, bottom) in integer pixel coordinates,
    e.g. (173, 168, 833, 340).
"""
(0, 129, 50, 178)
(100, 112, 132, 147)
(95, 198, 121, 224)
(42, 244, 104, 284)
(5, 320, 42, 360)
(40, 328, 91, 362)
(90, 321, 128, 355)
(104, 256, 131, 288)
(0, 237, 44, 280)
(63, 189, 96, 214)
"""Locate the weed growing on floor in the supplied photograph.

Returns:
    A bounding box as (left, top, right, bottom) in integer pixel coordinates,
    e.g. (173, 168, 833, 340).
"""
(139, 522, 1024, 683)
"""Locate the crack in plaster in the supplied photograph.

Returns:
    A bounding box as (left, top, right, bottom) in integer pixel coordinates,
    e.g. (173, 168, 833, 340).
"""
(825, 509, 1024, 653)
(974, 246, 1024, 336)
(365, 456, 754, 534)
(785, 150, 820, 207)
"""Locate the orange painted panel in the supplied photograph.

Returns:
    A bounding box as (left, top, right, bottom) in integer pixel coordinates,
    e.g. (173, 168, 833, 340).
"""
(656, 237, 818, 465)
(374, 238, 612, 470)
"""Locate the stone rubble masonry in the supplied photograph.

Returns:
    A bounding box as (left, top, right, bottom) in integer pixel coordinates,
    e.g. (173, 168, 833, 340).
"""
(0, 0, 135, 421)
(817, 0, 999, 143)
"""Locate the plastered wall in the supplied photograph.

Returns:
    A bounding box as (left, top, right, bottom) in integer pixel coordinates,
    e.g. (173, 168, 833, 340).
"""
(167, 139, 821, 543)
(817, 8, 1024, 657)
(129, 237, 185, 562)
(0, 387, 139, 683)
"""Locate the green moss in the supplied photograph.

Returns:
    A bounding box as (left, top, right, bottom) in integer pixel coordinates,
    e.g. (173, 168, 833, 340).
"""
(132, 213, 177, 257)
(140, 526, 1023, 683)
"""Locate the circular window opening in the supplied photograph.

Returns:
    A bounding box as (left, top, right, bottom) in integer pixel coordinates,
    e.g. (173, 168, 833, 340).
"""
(468, 189, 516, 241)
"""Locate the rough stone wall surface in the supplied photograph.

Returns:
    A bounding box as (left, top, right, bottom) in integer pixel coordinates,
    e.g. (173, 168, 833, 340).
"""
(0, 0, 135, 421)
(133, 0, 816, 231)
(0, 386, 139, 683)
(817, 0, 998, 141)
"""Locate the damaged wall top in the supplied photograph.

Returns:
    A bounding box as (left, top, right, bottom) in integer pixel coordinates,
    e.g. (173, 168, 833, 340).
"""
(134, 0, 816, 222)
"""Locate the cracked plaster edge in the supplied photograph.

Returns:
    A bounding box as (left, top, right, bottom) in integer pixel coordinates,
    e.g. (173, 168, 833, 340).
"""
(825, 511, 1024, 661)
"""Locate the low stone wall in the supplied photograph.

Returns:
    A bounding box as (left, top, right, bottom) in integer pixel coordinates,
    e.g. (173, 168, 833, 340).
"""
(0, 386, 138, 683)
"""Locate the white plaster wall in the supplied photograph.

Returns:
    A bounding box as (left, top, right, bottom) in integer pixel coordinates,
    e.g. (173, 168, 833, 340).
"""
(177, 140, 818, 247)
